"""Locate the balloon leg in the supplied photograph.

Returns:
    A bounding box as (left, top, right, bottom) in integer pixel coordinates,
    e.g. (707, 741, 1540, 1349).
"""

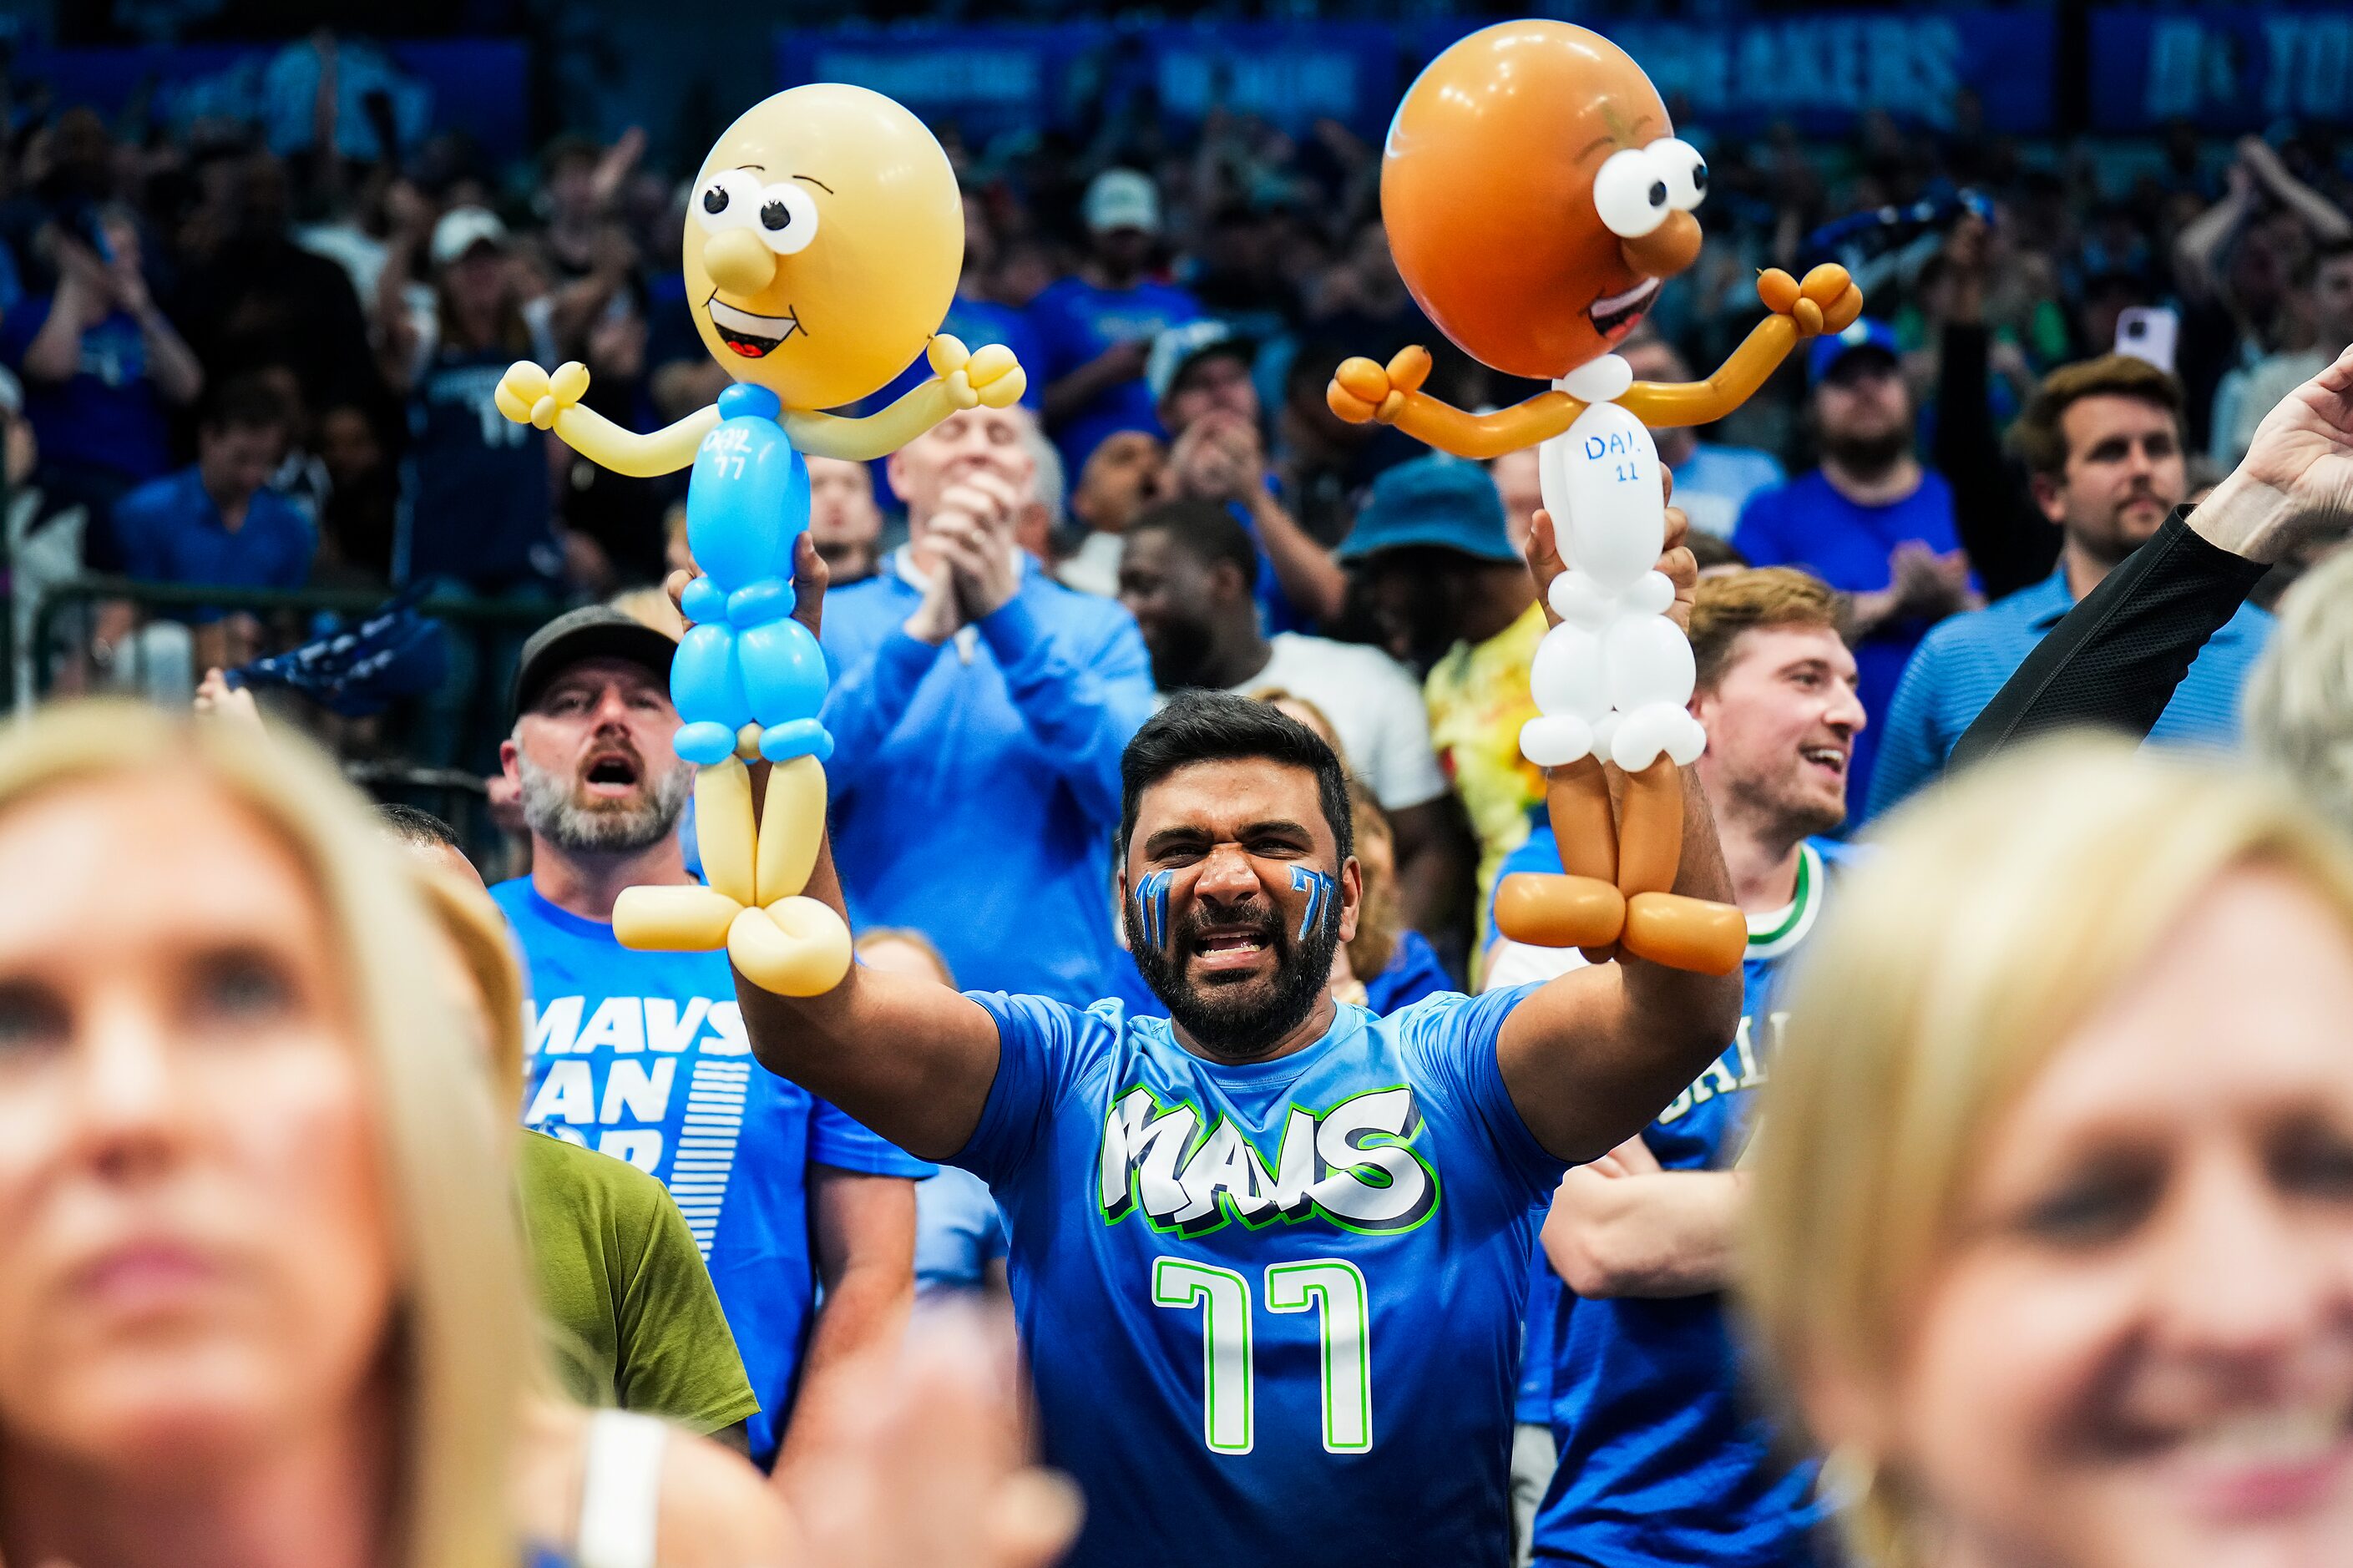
(1614, 759, 1684, 898)
(1494, 760, 1630, 955)
(756, 756, 827, 905)
(614, 885, 742, 951)
(1546, 757, 1617, 885)
(694, 756, 758, 908)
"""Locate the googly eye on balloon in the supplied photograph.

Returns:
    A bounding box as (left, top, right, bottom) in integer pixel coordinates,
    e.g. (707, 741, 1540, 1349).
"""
(1648, 139, 1708, 212)
(694, 168, 764, 234)
(751, 182, 819, 255)
(1592, 146, 1670, 239)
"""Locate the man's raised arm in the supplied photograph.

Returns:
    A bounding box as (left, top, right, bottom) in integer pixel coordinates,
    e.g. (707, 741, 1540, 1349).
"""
(1491, 502, 1743, 1165)
(671, 537, 1004, 1161)
(734, 832, 1001, 1162)
(1494, 763, 1742, 1165)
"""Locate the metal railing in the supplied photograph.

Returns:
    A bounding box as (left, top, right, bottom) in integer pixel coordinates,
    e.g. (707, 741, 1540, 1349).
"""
(18, 574, 563, 863)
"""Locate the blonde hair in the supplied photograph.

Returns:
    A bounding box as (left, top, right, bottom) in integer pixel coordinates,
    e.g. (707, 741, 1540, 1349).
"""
(2245, 546, 2353, 842)
(855, 926, 957, 988)
(1743, 736, 2353, 1567)
(0, 702, 530, 1568)
(411, 866, 529, 1118)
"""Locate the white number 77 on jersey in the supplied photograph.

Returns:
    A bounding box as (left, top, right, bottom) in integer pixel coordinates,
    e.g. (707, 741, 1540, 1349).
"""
(1151, 1257, 1373, 1455)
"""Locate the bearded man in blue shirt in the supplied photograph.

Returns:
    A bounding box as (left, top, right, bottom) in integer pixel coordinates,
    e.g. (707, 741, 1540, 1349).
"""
(725, 508, 1743, 1568)
(491, 605, 930, 1479)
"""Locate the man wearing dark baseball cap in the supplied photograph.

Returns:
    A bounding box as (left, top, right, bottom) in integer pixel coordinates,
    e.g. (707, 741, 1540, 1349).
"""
(1732, 316, 1975, 807)
(491, 602, 931, 1474)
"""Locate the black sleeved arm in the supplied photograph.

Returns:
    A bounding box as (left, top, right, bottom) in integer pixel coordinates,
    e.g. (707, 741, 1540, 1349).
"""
(1950, 509, 2272, 770)
(1935, 321, 2060, 601)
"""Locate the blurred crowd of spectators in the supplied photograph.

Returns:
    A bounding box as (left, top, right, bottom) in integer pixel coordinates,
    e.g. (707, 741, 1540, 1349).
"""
(2, 37, 2347, 803)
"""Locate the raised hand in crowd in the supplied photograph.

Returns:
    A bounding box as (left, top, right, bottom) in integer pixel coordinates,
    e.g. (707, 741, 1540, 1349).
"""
(2197, 341, 2353, 562)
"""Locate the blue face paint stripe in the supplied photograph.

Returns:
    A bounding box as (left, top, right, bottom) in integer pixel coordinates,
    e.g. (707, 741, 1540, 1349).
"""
(1134, 869, 1173, 950)
(1290, 866, 1334, 940)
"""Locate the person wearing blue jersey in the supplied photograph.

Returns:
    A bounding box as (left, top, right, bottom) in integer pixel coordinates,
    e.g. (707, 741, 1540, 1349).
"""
(1492, 568, 1865, 1568)
(1733, 320, 1976, 807)
(1032, 169, 1202, 477)
(489, 605, 929, 1479)
(823, 400, 1156, 1003)
(721, 503, 1743, 1568)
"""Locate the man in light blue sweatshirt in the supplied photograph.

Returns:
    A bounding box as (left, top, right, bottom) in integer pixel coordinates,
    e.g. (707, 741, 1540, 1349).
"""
(820, 401, 1156, 1004)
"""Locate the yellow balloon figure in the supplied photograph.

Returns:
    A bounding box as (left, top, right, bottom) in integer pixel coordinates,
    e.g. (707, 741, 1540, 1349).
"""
(495, 85, 1026, 996)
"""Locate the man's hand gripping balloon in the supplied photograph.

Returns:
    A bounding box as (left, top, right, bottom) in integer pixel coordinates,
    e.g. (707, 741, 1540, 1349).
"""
(494, 85, 1026, 995)
(1323, 21, 1865, 974)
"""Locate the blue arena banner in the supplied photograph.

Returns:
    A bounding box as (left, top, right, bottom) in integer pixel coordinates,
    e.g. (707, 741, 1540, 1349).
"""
(777, 23, 1405, 141)
(2090, 8, 2353, 132)
(1526, 12, 2055, 134)
(21, 39, 529, 161)
(781, 14, 2052, 143)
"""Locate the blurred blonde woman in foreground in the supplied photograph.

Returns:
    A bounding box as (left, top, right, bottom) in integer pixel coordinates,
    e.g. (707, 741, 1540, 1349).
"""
(0, 701, 1075, 1568)
(1746, 738, 2353, 1568)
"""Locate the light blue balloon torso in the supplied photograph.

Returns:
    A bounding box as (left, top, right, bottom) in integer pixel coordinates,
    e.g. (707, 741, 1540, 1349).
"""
(670, 383, 834, 766)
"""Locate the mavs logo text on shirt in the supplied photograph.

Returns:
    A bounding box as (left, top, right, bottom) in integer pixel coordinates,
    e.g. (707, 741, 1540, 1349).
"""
(522, 994, 751, 1257)
(1097, 1083, 1441, 1237)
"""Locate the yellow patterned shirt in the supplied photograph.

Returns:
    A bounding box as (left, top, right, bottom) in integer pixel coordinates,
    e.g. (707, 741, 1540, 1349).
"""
(1424, 600, 1549, 956)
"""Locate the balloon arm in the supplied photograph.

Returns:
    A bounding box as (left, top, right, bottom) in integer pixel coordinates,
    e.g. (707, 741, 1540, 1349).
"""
(1616, 316, 1800, 429)
(1493, 762, 1744, 1165)
(547, 401, 721, 477)
(781, 379, 958, 463)
(1390, 389, 1585, 460)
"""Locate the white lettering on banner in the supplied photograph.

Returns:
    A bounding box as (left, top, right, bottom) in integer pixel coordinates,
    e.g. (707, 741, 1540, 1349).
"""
(2266, 18, 2353, 120)
(529, 995, 584, 1056)
(1623, 18, 1961, 128)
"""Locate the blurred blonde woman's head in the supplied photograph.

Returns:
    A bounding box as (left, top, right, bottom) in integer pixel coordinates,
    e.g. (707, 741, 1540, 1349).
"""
(2246, 544, 2353, 840)
(1745, 736, 2353, 1568)
(0, 701, 529, 1568)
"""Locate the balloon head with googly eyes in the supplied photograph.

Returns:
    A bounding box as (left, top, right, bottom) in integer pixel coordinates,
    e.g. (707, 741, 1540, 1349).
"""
(1382, 22, 1707, 382)
(682, 83, 963, 412)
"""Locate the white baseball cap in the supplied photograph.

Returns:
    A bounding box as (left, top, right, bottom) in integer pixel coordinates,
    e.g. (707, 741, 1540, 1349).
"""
(431, 205, 510, 266)
(1084, 169, 1160, 236)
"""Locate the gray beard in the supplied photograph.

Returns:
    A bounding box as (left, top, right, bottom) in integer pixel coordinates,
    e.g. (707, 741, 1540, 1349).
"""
(516, 750, 692, 855)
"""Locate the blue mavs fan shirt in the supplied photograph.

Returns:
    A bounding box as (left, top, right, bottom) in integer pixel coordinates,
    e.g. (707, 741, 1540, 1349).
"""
(958, 985, 1561, 1568)
(493, 882, 932, 1466)
(1532, 838, 1850, 1568)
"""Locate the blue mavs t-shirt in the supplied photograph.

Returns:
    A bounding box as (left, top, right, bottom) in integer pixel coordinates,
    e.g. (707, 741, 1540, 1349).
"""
(493, 882, 933, 1465)
(1531, 838, 1848, 1568)
(958, 986, 1561, 1568)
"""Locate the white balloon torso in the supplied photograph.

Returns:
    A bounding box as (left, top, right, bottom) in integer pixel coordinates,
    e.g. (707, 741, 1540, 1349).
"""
(1521, 354, 1709, 774)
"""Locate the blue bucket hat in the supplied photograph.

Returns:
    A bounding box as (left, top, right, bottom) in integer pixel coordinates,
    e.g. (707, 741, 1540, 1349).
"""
(1336, 454, 1517, 565)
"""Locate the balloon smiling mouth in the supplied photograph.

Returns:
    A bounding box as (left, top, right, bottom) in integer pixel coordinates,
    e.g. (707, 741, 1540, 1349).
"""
(1586, 276, 1660, 342)
(707, 296, 805, 359)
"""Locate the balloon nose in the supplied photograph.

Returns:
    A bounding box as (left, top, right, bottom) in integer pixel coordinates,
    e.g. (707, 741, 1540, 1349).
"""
(702, 229, 777, 296)
(1619, 211, 1703, 280)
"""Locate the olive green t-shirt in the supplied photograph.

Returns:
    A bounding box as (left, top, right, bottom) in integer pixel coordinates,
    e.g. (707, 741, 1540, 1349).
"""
(517, 1130, 761, 1434)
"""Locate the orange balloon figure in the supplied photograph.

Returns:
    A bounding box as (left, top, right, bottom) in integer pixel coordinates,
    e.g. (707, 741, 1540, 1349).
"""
(1331, 21, 1864, 976)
